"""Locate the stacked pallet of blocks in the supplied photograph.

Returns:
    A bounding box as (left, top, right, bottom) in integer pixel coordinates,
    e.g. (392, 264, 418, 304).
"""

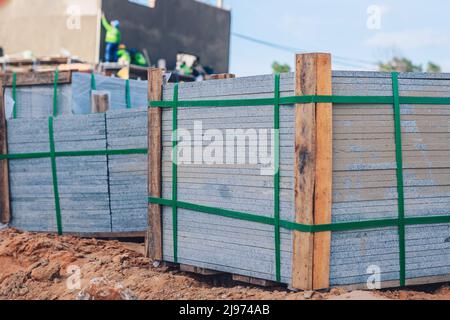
(3, 72, 150, 235)
(153, 69, 450, 288)
(71, 73, 148, 114)
(8, 114, 111, 233)
(4, 84, 72, 118)
(7, 111, 148, 234)
(106, 108, 148, 232)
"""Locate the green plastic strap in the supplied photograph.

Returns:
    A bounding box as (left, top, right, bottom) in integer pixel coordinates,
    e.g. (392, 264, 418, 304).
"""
(149, 95, 450, 108)
(52, 69, 59, 117)
(0, 148, 148, 160)
(149, 197, 450, 233)
(392, 72, 406, 286)
(12, 72, 17, 119)
(273, 74, 281, 282)
(126, 79, 132, 109)
(172, 84, 179, 263)
(48, 117, 63, 235)
(91, 73, 97, 91)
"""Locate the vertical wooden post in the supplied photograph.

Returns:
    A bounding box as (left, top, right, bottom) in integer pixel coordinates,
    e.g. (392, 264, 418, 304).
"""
(0, 80, 11, 224)
(91, 91, 110, 113)
(145, 68, 164, 260)
(292, 53, 332, 290)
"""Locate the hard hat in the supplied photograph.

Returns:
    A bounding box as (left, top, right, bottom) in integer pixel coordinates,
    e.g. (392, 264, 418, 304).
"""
(119, 44, 127, 50)
(111, 20, 120, 28)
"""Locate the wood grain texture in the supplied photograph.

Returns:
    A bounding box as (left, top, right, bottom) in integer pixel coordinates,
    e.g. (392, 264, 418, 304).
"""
(292, 54, 317, 290)
(0, 80, 11, 224)
(91, 91, 110, 113)
(208, 74, 236, 80)
(1, 71, 71, 86)
(292, 53, 332, 291)
(146, 68, 164, 260)
(312, 53, 332, 290)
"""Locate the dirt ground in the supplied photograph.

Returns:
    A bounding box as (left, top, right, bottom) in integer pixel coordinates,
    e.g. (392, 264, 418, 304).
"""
(0, 228, 449, 300)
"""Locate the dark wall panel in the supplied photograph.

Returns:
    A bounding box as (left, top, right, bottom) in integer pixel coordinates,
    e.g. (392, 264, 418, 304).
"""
(101, 0, 231, 73)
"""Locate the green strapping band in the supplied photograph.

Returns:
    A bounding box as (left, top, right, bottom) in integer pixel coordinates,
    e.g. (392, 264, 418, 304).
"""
(48, 117, 63, 235)
(273, 74, 281, 282)
(91, 73, 97, 91)
(391, 72, 406, 286)
(149, 95, 450, 108)
(12, 72, 17, 119)
(172, 84, 179, 263)
(0, 148, 148, 160)
(126, 79, 132, 109)
(52, 69, 59, 117)
(149, 197, 450, 233)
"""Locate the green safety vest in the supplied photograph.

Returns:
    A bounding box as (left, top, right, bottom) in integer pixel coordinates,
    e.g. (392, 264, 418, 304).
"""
(102, 17, 121, 44)
(133, 52, 148, 66)
(117, 49, 131, 63)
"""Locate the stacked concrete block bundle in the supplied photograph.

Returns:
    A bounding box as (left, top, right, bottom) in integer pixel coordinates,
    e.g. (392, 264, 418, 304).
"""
(7, 118, 56, 232)
(4, 85, 72, 118)
(106, 108, 148, 232)
(161, 74, 296, 283)
(6, 110, 149, 234)
(53, 114, 111, 233)
(7, 114, 112, 233)
(71, 73, 148, 114)
(150, 66, 450, 289)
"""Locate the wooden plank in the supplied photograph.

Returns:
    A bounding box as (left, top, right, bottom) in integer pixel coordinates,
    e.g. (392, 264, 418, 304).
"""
(145, 68, 164, 260)
(34, 231, 145, 239)
(208, 73, 236, 80)
(91, 91, 110, 113)
(0, 80, 11, 224)
(180, 264, 224, 276)
(232, 274, 277, 287)
(1, 70, 72, 87)
(291, 53, 332, 291)
(313, 53, 333, 290)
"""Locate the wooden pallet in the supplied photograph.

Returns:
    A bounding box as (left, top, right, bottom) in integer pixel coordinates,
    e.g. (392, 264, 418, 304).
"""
(232, 274, 278, 288)
(179, 264, 224, 276)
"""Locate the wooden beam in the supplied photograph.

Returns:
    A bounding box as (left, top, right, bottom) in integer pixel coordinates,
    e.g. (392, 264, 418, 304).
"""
(313, 54, 333, 290)
(180, 264, 224, 276)
(208, 73, 236, 80)
(232, 274, 277, 287)
(145, 68, 164, 260)
(1, 70, 72, 87)
(0, 80, 11, 224)
(91, 91, 110, 113)
(291, 53, 332, 291)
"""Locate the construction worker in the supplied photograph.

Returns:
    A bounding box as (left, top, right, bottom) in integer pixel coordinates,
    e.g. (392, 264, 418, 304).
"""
(179, 61, 193, 76)
(130, 49, 148, 67)
(101, 13, 121, 62)
(117, 44, 131, 65)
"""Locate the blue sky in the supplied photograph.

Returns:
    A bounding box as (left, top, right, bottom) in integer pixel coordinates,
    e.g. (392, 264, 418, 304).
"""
(213, 0, 450, 76)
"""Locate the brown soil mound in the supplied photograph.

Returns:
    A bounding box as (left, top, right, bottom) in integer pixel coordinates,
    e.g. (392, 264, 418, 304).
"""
(0, 228, 449, 300)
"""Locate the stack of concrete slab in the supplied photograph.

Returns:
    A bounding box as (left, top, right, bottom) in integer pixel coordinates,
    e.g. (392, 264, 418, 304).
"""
(53, 114, 111, 233)
(157, 71, 450, 287)
(7, 114, 111, 233)
(106, 108, 148, 232)
(6, 110, 148, 234)
(4, 85, 72, 118)
(7, 118, 56, 232)
(71, 73, 148, 114)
